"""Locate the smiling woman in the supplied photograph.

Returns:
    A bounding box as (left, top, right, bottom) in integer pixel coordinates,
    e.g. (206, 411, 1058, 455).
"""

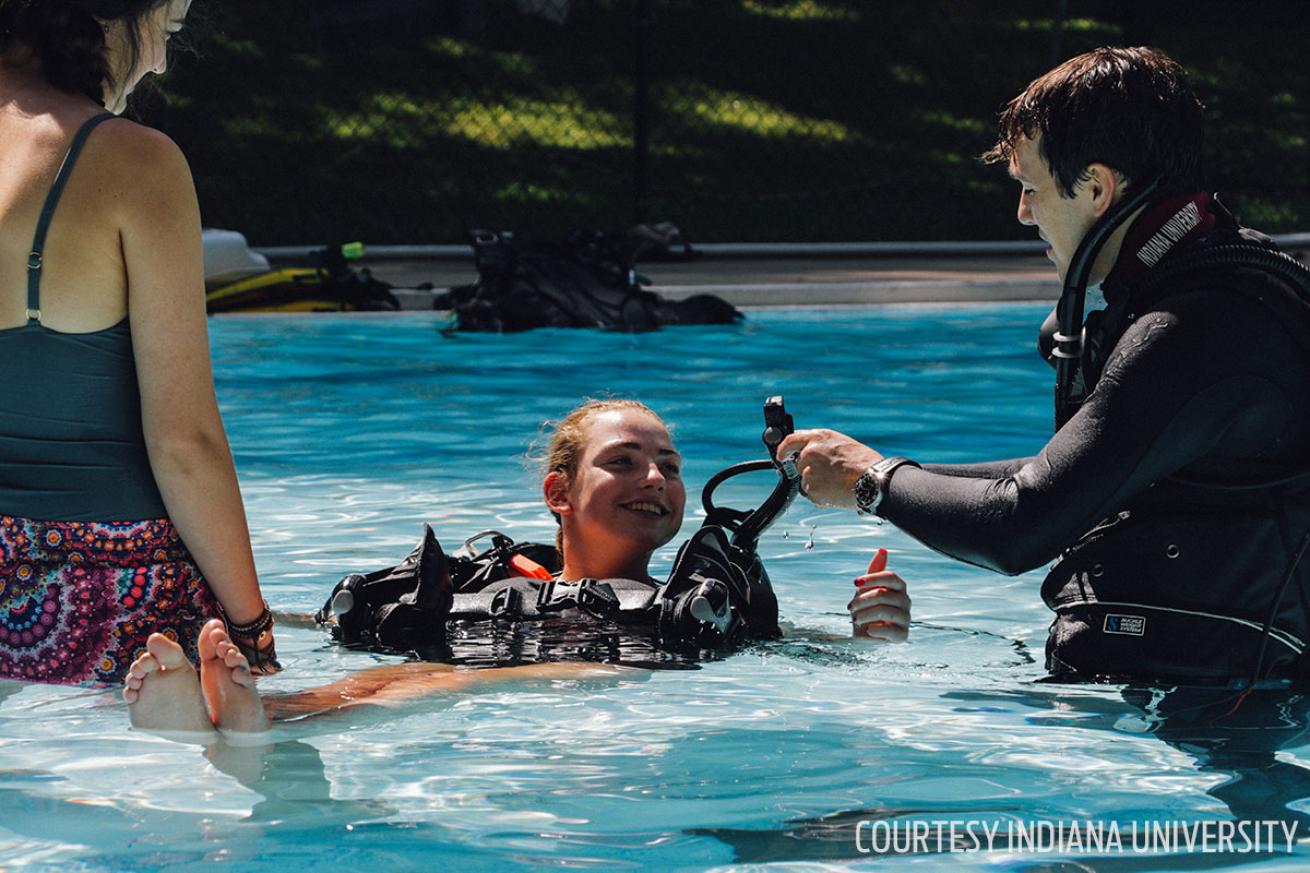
(541, 399, 687, 583)
(120, 400, 699, 740)
(122, 397, 915, 744)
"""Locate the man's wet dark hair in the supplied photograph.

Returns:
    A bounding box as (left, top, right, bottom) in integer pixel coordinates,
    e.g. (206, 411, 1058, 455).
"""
(981, 46, 1205, 198)
(0, 0, 169, 105)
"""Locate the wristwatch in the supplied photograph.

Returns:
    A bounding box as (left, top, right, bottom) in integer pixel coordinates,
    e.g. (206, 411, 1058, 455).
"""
(854, 456, 921, 517)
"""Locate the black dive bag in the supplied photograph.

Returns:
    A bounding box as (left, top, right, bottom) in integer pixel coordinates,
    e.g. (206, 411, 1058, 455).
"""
(315, 398, 800, 665)
(1042, 210, 1310, 687)
(439, 229, 743, 333)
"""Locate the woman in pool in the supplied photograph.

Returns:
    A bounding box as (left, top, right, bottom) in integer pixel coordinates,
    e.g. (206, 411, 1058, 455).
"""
(123, 400, 912, 739)
(0, 0, 277, 686)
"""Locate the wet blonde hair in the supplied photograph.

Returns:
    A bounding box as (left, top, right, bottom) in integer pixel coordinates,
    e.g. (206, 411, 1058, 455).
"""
(540, 398, 668, 554)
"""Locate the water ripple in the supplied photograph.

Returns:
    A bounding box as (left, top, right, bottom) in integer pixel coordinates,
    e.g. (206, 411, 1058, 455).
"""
(5, 308, 1308, 870)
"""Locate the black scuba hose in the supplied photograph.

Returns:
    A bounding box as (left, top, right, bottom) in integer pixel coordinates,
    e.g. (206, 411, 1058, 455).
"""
(1129, 244, 1310, 302)
(731, 467, 801, 553)
(701, 459, 801, 552)
(1247, 524, 1310, 687)
(1054, 179, 1161, 429)
(701, 460, 775, 516)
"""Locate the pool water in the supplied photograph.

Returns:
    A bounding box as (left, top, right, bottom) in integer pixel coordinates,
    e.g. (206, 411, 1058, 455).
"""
(3, 306, 1309, 871)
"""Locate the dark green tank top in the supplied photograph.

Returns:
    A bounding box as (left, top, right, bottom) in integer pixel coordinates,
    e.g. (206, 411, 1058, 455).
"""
(0, 113, 167, 522)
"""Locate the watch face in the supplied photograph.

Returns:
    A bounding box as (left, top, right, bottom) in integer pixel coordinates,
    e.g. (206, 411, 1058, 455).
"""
(854, 470, 879, 512)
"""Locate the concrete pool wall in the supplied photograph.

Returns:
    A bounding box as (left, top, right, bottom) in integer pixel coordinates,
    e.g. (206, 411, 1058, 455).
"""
(261, 234, 1310, 310)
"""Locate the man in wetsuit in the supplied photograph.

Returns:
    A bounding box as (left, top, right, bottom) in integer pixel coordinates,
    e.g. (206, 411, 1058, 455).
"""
(780, 46, 1310, 686)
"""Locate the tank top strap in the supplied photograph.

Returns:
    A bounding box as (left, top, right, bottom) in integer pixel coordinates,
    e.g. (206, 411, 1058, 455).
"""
(26, 112, 116, 322)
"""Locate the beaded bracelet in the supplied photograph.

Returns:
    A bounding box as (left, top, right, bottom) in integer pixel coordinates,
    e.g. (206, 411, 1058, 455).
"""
(223, 601, 281, 672)
(225, 601, 274, 637)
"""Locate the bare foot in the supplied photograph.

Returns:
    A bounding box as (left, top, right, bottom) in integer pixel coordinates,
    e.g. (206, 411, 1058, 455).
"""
(198, 619, 271, 740)
(123, 632, 218, 742)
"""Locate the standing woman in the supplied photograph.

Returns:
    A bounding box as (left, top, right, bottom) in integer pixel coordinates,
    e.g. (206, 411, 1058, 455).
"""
(0, 0, 278, 686)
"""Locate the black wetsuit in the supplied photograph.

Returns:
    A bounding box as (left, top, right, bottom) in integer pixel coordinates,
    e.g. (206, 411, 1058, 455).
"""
(878, 193, 1310, 683)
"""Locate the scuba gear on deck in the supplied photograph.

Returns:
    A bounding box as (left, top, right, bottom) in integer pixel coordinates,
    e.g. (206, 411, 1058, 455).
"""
(315, 398, 800, 664)
(205, 243, 401, 313)
(438, 229, 743, 333)
(1042, 193, 1310, 687)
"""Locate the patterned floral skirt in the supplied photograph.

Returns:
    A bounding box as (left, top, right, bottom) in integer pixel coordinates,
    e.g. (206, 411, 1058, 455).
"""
(0, 515, 218, 687)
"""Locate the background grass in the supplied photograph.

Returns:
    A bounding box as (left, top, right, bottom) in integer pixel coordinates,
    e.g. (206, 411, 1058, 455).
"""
(144, 0, 1308, 245)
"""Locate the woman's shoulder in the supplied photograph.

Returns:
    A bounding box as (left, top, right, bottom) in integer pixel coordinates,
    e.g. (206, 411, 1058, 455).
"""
(84, 117, 191, 183)
(77, 117, 196, 223)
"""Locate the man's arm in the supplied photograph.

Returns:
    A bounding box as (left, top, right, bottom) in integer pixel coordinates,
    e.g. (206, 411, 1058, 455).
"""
(921, 459, 1036, 479)
(882, 298, 1300, 573)
(785, 294, 1305, 575)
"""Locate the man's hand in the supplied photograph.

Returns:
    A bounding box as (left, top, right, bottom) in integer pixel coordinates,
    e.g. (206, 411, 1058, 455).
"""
(777, 428, 882, 509)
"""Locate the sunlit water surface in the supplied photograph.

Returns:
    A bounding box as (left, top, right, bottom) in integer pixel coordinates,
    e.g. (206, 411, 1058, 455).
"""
(2, 307, 1308, 871)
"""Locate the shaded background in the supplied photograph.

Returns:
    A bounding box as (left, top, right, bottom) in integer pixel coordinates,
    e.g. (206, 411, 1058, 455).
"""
(142, 0, 1309, 246)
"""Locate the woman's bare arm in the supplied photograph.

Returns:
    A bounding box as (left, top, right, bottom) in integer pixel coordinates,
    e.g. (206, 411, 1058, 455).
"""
(113, 125, 268, 633)
(264, 662, 630, 721)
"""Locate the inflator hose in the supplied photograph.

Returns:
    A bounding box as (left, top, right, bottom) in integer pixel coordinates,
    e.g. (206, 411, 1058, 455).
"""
(701, 459, 801, 552)
(1054, 179, 1161, 429)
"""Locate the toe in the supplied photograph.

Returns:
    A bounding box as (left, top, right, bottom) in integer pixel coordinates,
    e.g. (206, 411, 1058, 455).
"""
(214, 636, 251, 671)
(197, 618, 227, 661)
(126, 651, 160, 680)
(229, 666, 258, 689)
(144, 633, 190, 671)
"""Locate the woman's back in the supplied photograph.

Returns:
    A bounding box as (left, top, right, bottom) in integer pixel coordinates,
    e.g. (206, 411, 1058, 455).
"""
(0, 89, 173, 521)
(0, 0, 279, 687)
(0, 96, 131, 332)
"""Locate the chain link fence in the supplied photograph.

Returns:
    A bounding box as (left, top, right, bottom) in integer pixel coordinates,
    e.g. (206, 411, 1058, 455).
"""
(147, 0, 1309, 246)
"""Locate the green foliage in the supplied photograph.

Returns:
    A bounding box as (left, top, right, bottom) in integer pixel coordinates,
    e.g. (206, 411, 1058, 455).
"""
(150, 0, 1308, 244)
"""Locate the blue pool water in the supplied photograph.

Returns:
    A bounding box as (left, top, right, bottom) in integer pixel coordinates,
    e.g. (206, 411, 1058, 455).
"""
(2, 306, 1309, 871)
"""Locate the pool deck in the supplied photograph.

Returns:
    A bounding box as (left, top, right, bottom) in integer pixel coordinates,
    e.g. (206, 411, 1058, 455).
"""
(345, 253, 1065, 309)
(269, 239, 1309, 310)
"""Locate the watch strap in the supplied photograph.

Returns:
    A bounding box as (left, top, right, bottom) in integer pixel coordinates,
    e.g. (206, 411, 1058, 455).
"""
(855, 456, 920, 517)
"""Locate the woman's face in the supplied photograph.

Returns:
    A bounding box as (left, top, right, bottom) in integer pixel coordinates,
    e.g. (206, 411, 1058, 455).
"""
(101, 0, 191, 113)
(547, 408, 687, 559)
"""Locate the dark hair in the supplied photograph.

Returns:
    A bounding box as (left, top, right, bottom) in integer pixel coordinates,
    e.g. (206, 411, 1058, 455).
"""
(981, 46, 1205, 198)
(0, 0, 168, 104)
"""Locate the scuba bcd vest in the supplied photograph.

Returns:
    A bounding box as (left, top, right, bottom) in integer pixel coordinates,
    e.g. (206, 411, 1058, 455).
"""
(438, 228, 743, 333)
(1040, 192, 1310, 687)
(315, 397, 800, 665)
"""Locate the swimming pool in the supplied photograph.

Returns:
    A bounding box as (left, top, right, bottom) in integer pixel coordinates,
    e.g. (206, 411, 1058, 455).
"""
(2, 306, 1308, 871)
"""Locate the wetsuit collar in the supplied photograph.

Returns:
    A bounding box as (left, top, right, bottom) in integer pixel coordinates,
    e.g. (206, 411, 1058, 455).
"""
(1102, 192, 1217, 301)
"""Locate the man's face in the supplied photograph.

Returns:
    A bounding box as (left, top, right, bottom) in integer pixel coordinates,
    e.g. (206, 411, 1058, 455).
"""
(1008, 135, 1099, 282)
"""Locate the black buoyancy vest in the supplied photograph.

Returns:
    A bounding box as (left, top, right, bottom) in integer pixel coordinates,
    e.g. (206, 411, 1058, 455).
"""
(442, 230, 743, 333)
(315, 522, 782, 665)
(1041, 211, 1310, 686)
